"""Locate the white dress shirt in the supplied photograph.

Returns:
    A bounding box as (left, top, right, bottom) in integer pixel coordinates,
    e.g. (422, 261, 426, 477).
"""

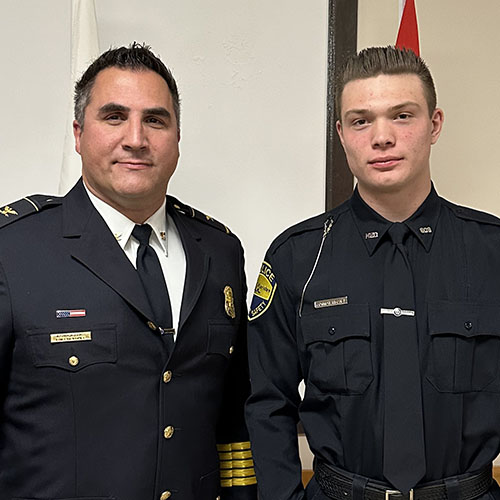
(85, 187, 186, 340)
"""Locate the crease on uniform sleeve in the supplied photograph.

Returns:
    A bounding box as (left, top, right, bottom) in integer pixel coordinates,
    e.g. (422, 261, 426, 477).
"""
(245, 250, 305, 500)
(0, 260, 14, 420)
(216, 243, 257, 499)
(237, 240, 248, 303)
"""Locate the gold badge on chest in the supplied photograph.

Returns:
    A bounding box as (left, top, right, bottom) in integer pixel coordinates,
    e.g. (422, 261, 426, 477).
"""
(223, 285, 236, 319)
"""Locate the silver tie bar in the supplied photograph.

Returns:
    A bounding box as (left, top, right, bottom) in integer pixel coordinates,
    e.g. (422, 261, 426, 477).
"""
(380, 307, 415, 317)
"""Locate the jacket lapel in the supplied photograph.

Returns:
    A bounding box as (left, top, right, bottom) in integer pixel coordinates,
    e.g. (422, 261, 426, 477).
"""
(62, 181, 155, 321)
(168, 204, 210, 332)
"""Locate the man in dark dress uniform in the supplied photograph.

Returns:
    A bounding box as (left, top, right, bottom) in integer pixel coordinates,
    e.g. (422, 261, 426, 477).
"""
(246, 46, 500, 500)
(0, 43, 256, 500)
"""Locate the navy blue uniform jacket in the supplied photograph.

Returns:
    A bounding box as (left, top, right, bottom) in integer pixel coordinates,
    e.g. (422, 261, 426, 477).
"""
(0, 180, 257, 500)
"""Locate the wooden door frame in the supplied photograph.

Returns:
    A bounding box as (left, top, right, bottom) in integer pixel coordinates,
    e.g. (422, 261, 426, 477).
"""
(325, 0, 357, 210)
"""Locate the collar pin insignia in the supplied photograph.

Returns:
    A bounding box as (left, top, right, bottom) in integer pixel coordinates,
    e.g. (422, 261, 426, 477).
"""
(0, 206, 18, 217)
(365, 231, 379, 239)
(419, 226, 432, 234)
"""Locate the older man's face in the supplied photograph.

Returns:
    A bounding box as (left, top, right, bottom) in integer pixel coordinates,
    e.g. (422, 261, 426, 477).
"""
(74, 67, 180, 221)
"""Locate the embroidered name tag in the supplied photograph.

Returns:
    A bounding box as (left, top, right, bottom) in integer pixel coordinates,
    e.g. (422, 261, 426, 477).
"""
(314, 296, 348, 309)
(50, 331, 92, 343)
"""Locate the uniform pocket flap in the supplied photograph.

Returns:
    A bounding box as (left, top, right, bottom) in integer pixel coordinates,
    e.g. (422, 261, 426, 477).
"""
(27, 323, 117, 371)
(207, 320, 237, 357)
(428, 301, 500, 338)
(301, 304, 370, 345)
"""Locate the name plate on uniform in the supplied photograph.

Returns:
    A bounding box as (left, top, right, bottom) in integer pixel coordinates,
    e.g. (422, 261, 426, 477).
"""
(50, 331, 92, 343)
(314, 296, 348, 309)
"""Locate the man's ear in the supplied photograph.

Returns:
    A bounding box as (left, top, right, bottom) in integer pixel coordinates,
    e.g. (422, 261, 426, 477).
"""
(430, 108, 444, 145)
(73, 120, 83, 155)
(336, 119, 345, 148)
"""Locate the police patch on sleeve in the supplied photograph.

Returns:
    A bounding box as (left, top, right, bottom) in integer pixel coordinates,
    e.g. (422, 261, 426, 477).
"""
(248, 261, 277, 321)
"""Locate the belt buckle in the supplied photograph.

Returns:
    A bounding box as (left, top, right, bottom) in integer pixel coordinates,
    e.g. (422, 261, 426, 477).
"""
(385, 489, 414, 500)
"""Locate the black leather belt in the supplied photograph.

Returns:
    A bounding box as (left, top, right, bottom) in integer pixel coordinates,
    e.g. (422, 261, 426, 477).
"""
(315, 461, 492, 500)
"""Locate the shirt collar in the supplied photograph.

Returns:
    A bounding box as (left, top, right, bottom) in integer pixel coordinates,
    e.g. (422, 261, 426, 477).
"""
(84, 185, 168, 254)
(145, 200, 168, 255)
(349, 184, 441, 256)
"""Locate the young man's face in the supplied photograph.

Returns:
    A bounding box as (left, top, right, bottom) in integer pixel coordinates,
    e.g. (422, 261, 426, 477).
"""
(336, 73, 443, 200)
(74, 67, 180, 219)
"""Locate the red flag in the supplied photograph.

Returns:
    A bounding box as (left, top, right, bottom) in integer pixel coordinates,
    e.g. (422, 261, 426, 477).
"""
(396, 0, 420, 56)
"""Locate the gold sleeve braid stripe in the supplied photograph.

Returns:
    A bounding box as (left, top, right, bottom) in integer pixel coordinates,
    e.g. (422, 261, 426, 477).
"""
(218, 450, 252, 460)
(220, 468, 256, 478)
(220, 477, 257, 487)
(219, 459, 254, 469)
(216, 441, 251, 452)
(217, 441, 257, 487)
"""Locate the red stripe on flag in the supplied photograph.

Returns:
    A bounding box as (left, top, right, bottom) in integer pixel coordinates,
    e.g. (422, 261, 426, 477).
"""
(396, 0, 420, 56)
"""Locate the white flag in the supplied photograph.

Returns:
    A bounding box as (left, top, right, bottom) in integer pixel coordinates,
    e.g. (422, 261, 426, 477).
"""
(399, 0, 406, 23)
(59, 0, 100, 195)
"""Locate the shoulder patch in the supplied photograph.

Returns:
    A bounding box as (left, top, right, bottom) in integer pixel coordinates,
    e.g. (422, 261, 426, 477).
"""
(444, 200, 500, 226)
(0, 195, 62, 229)
(168, 196, 233, 235)
(248, 261, 278, 321)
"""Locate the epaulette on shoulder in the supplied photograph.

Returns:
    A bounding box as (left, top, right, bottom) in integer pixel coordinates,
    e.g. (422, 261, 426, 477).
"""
(269, 202, 350, 255)
(0, 194, 62, 229)
(444, 200, 500, 227)
(168, 196, 234, 236)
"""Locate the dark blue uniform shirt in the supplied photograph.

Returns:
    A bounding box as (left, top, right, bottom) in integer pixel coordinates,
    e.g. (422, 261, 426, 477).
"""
(246, 186, 500, 500)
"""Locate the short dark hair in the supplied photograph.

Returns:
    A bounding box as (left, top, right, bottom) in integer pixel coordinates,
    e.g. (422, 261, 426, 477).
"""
(336, 46, 436, 120)
(74, 42, 180, 128)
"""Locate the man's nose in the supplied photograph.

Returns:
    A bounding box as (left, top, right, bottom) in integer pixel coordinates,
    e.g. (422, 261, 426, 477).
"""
(122, 118, 147, 150)
(371, 120, 395, 148)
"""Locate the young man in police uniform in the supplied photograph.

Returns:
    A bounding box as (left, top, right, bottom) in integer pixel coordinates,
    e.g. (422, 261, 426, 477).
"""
(246, 46, 500, 500)
(0, 43, 256, 500)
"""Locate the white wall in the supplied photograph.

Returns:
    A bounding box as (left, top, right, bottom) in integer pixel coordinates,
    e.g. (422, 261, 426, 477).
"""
(0, 0, 70, 201)
(0, 0, 328, 291)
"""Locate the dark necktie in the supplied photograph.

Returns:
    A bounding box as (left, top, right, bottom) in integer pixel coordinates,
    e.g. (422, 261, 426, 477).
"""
(132, 224, 174, 351)
(382, 222, 426, 494)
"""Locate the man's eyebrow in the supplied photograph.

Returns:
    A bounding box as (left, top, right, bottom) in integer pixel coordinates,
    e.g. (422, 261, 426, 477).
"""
(97, 104, 172, 121)
(344, 108, 369, 118)
(343, 101, 422, 119)
(143, 107, 172, 119)
(389, 101, 421, 112)
(98, 103, 130, 115)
